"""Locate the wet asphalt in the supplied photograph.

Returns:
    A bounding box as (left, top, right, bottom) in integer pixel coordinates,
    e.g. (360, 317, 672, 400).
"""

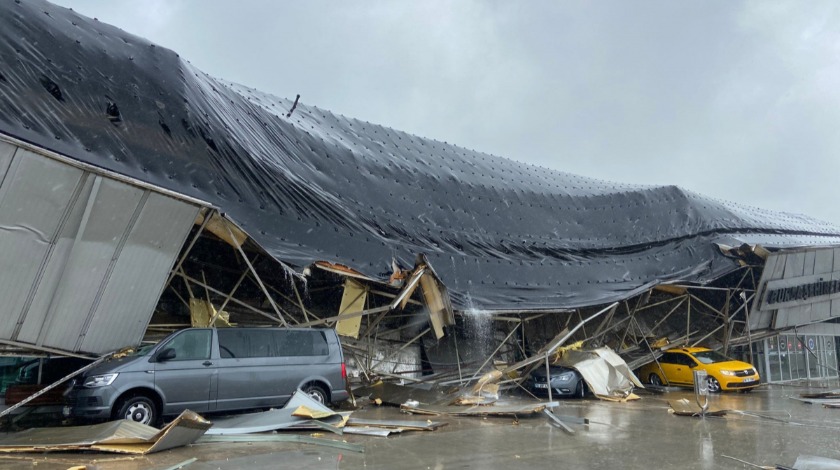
(1, 382, 838, 469)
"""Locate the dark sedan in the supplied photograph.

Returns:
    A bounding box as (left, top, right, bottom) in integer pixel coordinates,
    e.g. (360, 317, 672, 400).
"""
(527, 365, 587, 398)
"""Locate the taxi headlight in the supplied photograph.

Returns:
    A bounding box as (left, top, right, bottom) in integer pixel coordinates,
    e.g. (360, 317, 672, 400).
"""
(720, 370, 735, 376)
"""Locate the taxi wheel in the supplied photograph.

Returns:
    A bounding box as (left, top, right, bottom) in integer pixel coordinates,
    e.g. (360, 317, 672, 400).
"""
(706, 376, 722, 393)
(648, 373, 663, 386)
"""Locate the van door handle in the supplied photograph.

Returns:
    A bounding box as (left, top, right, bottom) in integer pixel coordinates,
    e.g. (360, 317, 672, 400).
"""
(203, 361, 213, 367)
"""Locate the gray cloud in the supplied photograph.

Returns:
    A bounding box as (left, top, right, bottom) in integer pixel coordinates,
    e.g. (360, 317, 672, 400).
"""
(53, 0, 840, 225)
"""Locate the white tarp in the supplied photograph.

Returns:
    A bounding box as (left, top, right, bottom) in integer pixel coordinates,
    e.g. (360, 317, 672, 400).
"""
(557, 347, 644, 399)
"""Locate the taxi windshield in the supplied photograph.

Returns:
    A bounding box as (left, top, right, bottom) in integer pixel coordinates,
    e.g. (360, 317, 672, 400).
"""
(691, 350, 731, 364)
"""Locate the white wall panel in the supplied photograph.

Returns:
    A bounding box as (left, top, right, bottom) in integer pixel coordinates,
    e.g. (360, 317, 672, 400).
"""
(78, 192, 199, 352)
(0, 148, 85, 338)
(0, 142, 200, 354)
(38, 178, 146, 351)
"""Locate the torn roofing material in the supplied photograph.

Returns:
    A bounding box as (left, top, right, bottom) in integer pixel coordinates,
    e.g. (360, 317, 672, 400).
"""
(0, 410, 211, 454)
(205, 390, 346, 435)
(2, 1, 840, 311)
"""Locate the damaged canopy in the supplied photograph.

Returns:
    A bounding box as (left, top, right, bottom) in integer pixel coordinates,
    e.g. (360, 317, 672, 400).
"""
(2, 0, 840, 312)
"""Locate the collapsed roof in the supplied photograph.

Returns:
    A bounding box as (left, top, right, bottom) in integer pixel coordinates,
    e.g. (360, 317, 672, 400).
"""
(2, 0, 840, 312)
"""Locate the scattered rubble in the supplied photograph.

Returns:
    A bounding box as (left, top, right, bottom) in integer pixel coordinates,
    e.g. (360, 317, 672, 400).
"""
(0, 410, 210, 454)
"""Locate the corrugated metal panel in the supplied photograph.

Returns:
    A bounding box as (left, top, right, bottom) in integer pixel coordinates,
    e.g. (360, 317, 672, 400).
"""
(0, 148, 85, 339)
(0, 142, 201, 354)
(0, 140, 13, 180)
(784, 252, 806, 278)
(785, 250, 817, 326)
(38, 178, 147, 351)
(814, 249, 834, 275)
(811, 249, 834, 322)
(749, 254, 778, 331)
(78, 192, 199, 353)
(15, 175, 95, 342)
(833, 247, 840, 320)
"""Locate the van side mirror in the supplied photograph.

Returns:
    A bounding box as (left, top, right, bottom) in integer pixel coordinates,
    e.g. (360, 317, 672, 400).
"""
(156, 348, 176, 362)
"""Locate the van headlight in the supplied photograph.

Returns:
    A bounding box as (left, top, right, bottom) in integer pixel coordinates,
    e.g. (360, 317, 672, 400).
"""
(83, 373, 118, 387)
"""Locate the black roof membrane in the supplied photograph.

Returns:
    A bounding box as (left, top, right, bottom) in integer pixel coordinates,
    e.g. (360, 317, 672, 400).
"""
(2, 0, 839, 310)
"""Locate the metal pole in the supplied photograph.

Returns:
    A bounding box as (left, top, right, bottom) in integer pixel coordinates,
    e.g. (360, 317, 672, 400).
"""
(618, 302, 636, 350)
(723, 290, 732, 354)
(686, 296, 691, 346)
(166, 209, 212, 287)
(0, 353, 111, 419)
(741, 292, 755, 367)
(291, 281, 312, 323)
(175, 272, 285, 323)
(691, 324, 726, 347)
(369, 327, 430, 371)
(469, 323, 521, 382)
(209, 266, 251, 326)
(648, 297, 687, 335)
(225, 223, 288, 326)
(545, 354, 553, 403)
(296, 305, 391, 328)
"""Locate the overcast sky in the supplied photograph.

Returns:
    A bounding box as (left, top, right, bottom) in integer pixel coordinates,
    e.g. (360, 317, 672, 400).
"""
(53, 0, 840, 226)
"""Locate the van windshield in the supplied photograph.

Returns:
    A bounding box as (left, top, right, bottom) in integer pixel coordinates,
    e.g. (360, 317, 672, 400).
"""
(125, 344, 156, 357)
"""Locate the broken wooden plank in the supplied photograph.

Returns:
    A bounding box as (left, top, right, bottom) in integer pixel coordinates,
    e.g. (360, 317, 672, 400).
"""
(336, 278, 367, 338)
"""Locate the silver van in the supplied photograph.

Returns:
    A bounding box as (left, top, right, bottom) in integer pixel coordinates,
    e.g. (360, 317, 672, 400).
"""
(64, 327, 348, 426)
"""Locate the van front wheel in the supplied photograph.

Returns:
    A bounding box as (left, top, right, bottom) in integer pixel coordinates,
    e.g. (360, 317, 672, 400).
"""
(114, 395, 158, 427)
(302, 384, 328, 404)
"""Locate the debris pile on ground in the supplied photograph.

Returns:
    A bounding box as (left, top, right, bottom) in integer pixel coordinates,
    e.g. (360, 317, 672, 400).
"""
(553, 347, 644, 401)
(791, 390, 840, 407)
(206, 391, 349, 435)
(206, 388, 444, 439)
(0, 410, 210, 454)
(355, 379, 554, 416)
(342, 418, 446, 437)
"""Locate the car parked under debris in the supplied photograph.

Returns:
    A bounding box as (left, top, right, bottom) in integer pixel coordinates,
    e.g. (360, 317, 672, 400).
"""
(16, 357, 95, 386)
(64, 327, 348, 427)
(638, 347, 759, 393)
(526, 365, 587, 398)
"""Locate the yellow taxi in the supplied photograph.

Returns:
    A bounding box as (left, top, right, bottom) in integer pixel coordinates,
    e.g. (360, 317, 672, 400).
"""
(639, 347, 760, 392)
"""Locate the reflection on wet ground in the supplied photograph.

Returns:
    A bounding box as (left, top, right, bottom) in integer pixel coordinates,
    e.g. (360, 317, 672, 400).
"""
(1, 383, 839, 469)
